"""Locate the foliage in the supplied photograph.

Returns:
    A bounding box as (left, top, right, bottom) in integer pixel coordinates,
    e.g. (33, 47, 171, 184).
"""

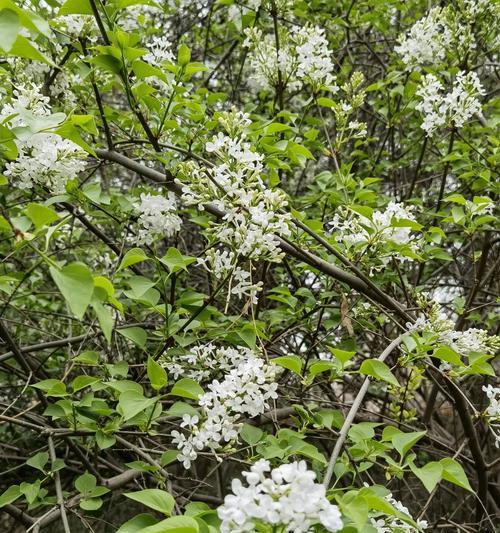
(0, 0, 499, 531)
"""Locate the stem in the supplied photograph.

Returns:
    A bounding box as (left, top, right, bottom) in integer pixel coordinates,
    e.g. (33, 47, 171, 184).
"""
(48, 436, 71, 533)
(323, 333, 406, 487)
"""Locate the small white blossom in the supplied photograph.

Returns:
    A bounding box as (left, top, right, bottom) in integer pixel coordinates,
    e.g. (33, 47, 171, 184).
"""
(328, 202, 421, 263)
(1, 83, 87, 191)
(162, 343, 248, 381)
(179, 109, 291, 305)
(169, 345, 278, 469)
(415, 71, 484, 135)
(0, 82, 50, 127)
(135, 192, 182, 245)
(217, 459, 343, 532)
(408, 300, 500, 372)
(144, 36, 175, 66)
(395, 8, 452, 67)
(294, 25, 336, 87)
(55, 14, 97, 39)
(4, 133, 87, 192)
(243, 25, 336, 92)
(482, 384, 500, 448)
(117, 4, 164, 32)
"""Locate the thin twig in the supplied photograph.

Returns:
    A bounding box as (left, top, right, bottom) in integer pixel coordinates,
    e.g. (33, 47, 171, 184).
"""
(323, 333, 406, 487)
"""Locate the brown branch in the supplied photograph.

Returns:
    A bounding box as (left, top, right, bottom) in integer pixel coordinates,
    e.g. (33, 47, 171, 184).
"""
(94, 149, 411, 318)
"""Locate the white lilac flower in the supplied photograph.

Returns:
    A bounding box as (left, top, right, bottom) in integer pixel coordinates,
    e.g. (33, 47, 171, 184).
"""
(0, 82, 50, 127)
(178, 109, 291, 304)
(55, 14, 97, 39)
(117, 3, 164, 32)
(217, 459, 343, 532)
(482, 384, 500, 448)
(329, 202, 421, 262)
(395, 8, 452, 68)
(442, 71, 485, 128)
(395, 2, 500, 69)
(169, 345, 278, 469)
(415, 71, 484, 135)
(135, 192, 182, 245)
(144, 36, 175, 66)
(293, 25, 336, 87)
(347, 120, 367, 138)
(197, 249, 263, 304)
(4, 133, 87, 192)
(230, 266, 263, 305)
(370, 493, 427, 532)
(161, 343, 249, 381)
(4, 57, 83, 108)
(243, 25, 336, 92)
(461, 0, 499, 18)
(408, 301, 500, 360)
(0, 83, 87, 191)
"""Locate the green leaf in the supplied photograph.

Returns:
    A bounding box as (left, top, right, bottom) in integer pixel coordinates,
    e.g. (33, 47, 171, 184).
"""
(117, 327, 147, 348)
(0, 124, 18, 160)
(124, 489, 175, 516)
(160, 248, 197, 273)
(91, 52, 123, 73)
(118, 248, 149, 271)
(74, 351, 99, 365)
(292, 441, 327, 465)
(20, 480, 40, 504)
(359, 359, 399, 388)
(49, 262, 94, 319)
(271, 355, 303, 375)
(96, 430, 116, 450)
(55, 122, 95, 155)
(0, 9, 19, 52)
(348, 422, 380, 443)
(177, 44, 191, 66)
(58, 0, 92, 15)
(72, 375, 99, 393)
(328, 348, 356, 364)
(308, 360, 337, 377)
(9, 34, 52, 64)
(0, 485, 21, 507)
(90, 485, 110, 497)
(125, 461, 158, 474)
(166, 401, 199, 418)
(288, 141, 314, 160)
(26, 451, 49, 473)
(160, 450, 180, 466)
(266, 123, 293, 134)
(118, 390, 157, 421)
(142, 516, 199, 533)
(80, 497, 104, 510)
(240, 423, 263, 445)
(315, 409, 344, 429)
(392, 430, 426, 459)
(440, 458, 473, 492)
(433, 346, 463, 367)
(25, 203, 58, 229)
(170, 378, 204, 400)
(236, 324, 256, 349)
(92, 301, 114, 343)
(147, 356, 168, 391)
(343, 495, 368, 530)
(127, 276, 156, 298)
(412, 461, 442, 493)
(117, 514, 158, 533)
(317, 96, 336, 107)
(75, 472, 96, 493)
(32, 379, 68, 397)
